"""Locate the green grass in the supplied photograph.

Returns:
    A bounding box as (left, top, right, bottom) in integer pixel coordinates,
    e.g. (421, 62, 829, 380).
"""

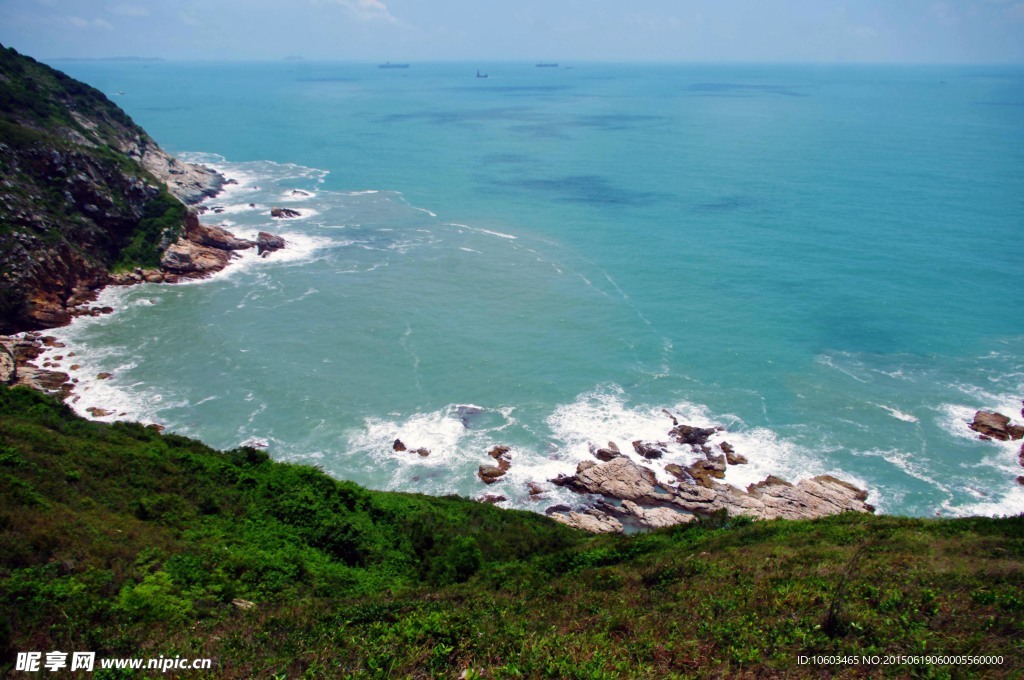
(1, 386, 1022, 678)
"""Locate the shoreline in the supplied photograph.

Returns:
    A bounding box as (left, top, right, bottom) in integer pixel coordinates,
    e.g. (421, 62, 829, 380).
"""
(5, 151, 1018, 531)
(0, 158, 293, 415)
(4, 152, 1023, 531)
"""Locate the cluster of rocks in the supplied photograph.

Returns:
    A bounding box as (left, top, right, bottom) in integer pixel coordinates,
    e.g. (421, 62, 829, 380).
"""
(478, 445, 512, 484)
(158, 213, 287, 278)
(474, 445, 548, 505)
(392, 438, 430, 458)
(540, 412, 873, 534)
(1, 333, 74, 397)
(968, 405, 1024, 486)
(0, 332, 135, 406)
(270, 207, 302, 219)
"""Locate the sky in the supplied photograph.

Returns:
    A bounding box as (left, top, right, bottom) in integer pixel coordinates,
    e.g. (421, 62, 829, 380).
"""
(2, 0, 1024, 63)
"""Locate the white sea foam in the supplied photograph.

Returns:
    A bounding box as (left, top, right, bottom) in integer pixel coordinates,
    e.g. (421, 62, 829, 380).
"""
(475, 227, 517, 240)
(815, 353, 869, 383)
(278, 189, 316, 202)
(871, 403, 920, 423)
(947, 486, 1024, 517)
(545, 386, 827, 492)
(852, 448, 951, 496)
(935, 400, 1024, 459)
(203, 203, 262, 216)
(268, 207, 319, 220)
(346, 405, 517, 488)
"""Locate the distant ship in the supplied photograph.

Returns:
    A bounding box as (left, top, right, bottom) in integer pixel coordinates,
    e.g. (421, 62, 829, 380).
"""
(379, 62, 409, 69)
(476, 70, 488, 78)
(535, 62, 559, 68)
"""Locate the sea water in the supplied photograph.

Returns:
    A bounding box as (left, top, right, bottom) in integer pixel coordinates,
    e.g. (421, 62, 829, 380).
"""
(36, 61, 1024, 517)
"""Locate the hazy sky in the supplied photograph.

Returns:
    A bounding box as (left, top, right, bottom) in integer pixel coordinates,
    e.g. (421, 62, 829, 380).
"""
(2, 0, 1024, 63)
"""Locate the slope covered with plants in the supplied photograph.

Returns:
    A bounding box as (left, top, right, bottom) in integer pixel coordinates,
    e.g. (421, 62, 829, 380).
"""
(1, 385, 1021, 678)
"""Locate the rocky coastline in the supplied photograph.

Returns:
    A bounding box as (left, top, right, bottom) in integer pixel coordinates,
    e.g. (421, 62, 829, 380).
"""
(968, 405, 1024, 487)
(541, 414, 875, 532)
(0, 154, 289, 405)
(4, 47, 1015, 535)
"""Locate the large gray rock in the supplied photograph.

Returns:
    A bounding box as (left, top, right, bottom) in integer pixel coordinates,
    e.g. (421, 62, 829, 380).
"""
(553, 456, 873, 533)
(550, 510, 623, 533)
(137, 148, 225, 205)
(561, 457, 670, 503)
(671, 474, 873, 520)
(621, 500, 695, 529)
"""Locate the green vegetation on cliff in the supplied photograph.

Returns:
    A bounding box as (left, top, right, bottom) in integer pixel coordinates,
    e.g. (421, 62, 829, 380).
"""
(0, 46, 142, 144)
(0, 44, 188, 333)
(1, 385, 1021, 678)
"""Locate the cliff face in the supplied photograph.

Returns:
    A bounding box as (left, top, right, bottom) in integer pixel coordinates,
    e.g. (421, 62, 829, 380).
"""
(0, 44, 223, 333)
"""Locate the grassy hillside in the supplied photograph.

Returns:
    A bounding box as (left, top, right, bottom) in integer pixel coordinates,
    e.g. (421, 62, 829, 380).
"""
(1, 385, 1022, 678)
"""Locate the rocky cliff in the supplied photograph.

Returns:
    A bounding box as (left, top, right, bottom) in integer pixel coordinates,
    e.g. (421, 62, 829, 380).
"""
(0, 44, 224, 333)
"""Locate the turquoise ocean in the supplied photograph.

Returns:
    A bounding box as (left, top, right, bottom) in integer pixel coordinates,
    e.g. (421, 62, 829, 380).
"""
(38, 61, 1024, 517)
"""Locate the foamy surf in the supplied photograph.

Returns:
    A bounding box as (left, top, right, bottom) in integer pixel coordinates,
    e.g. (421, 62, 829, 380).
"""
(545, 386, 827, 492)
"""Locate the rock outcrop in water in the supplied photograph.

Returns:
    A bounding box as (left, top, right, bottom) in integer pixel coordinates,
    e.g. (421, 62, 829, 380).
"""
(965, 403, 1024, 484)
(479, 445, 512, 484)
(549, 416, 873, 533)
(257, 231, 287, 257)
(969, 410, 1024, 442)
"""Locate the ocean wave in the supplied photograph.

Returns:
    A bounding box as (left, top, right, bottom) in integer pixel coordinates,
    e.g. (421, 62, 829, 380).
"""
(545, 385, 831, 492)
(871, 402, 920, 423)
